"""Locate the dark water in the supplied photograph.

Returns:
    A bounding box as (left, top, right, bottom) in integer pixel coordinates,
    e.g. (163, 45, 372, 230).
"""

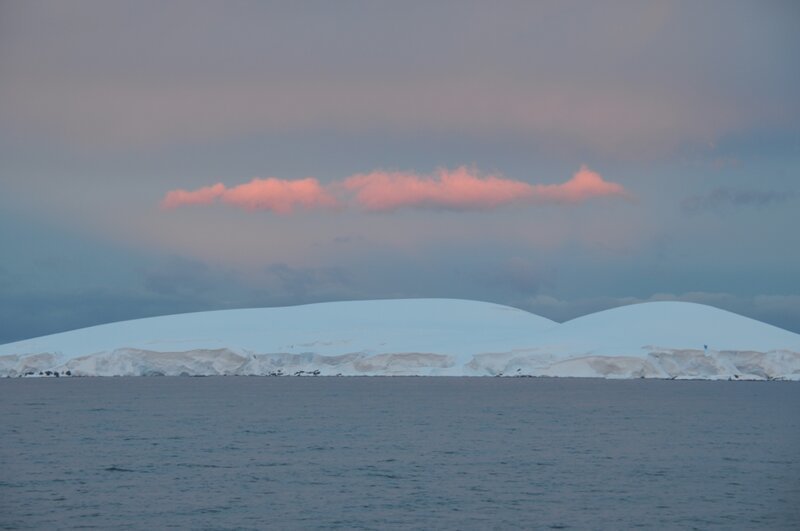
(1, 378, 799, 530)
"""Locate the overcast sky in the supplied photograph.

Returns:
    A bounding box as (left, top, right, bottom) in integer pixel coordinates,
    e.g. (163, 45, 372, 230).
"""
(1, 0, 799, 343)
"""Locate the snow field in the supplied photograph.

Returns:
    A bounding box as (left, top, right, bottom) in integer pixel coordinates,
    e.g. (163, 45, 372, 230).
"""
(1, 299, 798, 380)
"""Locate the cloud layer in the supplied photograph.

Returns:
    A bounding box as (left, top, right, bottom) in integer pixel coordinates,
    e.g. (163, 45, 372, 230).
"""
(343, 167, 532, 212)
(162, 178, 336, 214)
(3, 2, 797, 157)
(681, 187, 794, 214)
(162, 166, 630, 213)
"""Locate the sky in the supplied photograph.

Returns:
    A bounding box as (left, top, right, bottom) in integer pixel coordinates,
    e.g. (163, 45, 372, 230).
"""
(1, 0, 799, 343)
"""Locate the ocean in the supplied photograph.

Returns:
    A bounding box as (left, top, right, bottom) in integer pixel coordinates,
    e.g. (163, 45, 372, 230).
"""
(1, 377, 798, 529)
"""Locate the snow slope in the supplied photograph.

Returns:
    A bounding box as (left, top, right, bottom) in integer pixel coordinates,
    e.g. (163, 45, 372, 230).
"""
(472, 302, 800, 380)
(1, 299, 798, 379)
(0, 299, 555, 377)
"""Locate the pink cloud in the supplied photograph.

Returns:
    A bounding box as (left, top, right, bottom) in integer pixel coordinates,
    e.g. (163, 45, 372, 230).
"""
(160, 165, 629, 214)
(344, 165, 629, 211)
(532, 165, 631, 203)
(343, 167, 533, 212)
(161, 183, 225, 209)
(160, 178, 336, 214)
(221, 178, 336, 214)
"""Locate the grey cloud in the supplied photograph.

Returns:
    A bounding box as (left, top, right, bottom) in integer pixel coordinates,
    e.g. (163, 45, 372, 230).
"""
(0, 288, 216, 344)
(142, 257, 229, 298)
(259, 263, 354, 305)
(486, 258, 556, 296)
(0, 259, 355, 344)
(139, 257, 266, 310)
(1, 1, 797, 156)
(752, 294, 800, 333)
(681, 187, 794, 214)
(143, 259, 355, 308)
(331, 235, 366, 245)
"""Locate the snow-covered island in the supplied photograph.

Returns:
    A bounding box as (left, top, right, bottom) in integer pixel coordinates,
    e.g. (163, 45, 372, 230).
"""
(1, 299, 799, 380)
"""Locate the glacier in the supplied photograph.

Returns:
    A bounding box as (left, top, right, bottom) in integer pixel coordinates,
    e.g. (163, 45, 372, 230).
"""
(1, 299, 799, 380)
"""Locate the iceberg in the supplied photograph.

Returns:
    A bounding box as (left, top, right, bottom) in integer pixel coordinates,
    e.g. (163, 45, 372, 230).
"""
(1, 299, 798, 380)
